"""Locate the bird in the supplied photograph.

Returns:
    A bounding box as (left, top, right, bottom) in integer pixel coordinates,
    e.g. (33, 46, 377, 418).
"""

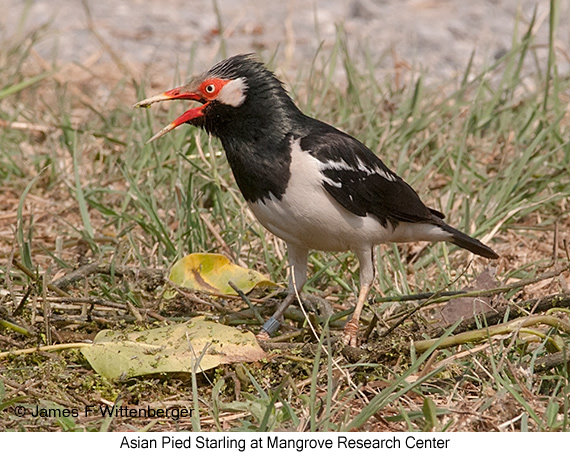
(134, 53, 498, 346)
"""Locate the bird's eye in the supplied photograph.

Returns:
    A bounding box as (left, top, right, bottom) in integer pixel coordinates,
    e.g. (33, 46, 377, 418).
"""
(205, 84, 216, 94)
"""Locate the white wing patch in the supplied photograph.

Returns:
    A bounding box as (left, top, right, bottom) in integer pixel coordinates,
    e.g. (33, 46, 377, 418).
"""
(318, 157, 397, 182)
(356, 158, 397, 181)
(322, 177, 342, 188)
(218, 77, 248, 107)
(319, 159, 353, 172)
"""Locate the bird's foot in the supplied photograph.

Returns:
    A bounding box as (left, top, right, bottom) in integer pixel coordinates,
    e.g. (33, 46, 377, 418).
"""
(342, 320, 359, 347)
(256, 316, 282, 341)
(256, 330, 270, 341)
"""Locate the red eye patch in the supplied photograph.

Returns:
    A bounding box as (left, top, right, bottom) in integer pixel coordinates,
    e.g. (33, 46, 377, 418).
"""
(200, 79, 230, 100)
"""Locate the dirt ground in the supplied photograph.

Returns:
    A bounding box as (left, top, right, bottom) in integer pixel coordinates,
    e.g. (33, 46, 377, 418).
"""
(2, 0, 568, 86)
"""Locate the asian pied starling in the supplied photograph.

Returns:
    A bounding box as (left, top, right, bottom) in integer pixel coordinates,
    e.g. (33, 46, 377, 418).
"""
(134, 54, 498, 346)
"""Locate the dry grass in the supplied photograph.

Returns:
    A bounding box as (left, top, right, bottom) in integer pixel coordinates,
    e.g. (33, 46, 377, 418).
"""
(1, 8, 570, 432)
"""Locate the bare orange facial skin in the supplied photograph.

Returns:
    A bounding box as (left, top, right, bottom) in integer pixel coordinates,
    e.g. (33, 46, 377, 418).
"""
(199, 78, 230, 101)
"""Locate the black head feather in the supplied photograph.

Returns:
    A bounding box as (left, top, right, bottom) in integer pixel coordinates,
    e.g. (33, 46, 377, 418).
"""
(198, 54, 305, 140)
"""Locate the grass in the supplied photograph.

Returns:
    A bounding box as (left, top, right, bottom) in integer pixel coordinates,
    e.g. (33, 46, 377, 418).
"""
(1, 2, 569, 432)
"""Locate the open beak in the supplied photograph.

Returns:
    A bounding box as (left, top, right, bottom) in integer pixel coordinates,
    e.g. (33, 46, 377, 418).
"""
(133, 86, 206, 143)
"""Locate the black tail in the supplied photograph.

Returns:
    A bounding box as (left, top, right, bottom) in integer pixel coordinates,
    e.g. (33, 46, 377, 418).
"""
(440, 223, 499, 259)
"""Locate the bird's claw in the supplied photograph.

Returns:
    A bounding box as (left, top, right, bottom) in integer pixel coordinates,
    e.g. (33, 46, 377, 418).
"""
(342, 320, 359, 347)
(256, 330, 270, 341)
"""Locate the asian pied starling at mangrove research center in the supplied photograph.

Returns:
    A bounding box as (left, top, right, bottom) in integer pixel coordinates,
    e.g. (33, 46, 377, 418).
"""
(134, 53, 498, 346)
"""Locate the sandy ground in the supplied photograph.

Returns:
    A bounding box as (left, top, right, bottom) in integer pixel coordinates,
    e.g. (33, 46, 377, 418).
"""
(1, 0, 568, 86)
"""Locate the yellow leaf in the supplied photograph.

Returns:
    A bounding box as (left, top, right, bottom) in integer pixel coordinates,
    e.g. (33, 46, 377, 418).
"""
(81, 317, 266, 380)
(168, 253, 277, 295)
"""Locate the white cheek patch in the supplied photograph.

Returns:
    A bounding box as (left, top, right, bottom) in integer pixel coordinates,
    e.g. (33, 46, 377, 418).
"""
(218, 77, 248, 107)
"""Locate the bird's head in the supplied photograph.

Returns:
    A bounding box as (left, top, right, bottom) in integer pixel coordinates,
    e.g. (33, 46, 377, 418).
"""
(134, 54, 301, 143)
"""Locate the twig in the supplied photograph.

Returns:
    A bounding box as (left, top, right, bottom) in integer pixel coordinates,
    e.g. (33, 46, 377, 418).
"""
(0, 342, 92, 359)
(380, 263, 570, 335)
(12, 285, 32, 316)
(2, 377, 80, 409)
(44, 296, 127, 310)
(534, 350, 570, 372)
(0, 318, 32, 336)
(0, 119, 53, 134)
(52, 263, 164, 290)
(12, 260, 156, 313)
(166, 280, 229, 314)
(12, 259, 68, 297)
(0, 333, 23, 348)
(435, 292, 570, 337)
(259, 340, 339, 353)
(408, 264, 567, 308)
(265, 330, 305, 342)
(414, 314, 570, 352)
(227, 281, 264, 325)
(51, 262, 106, 289)
(1, 236, 118, 260)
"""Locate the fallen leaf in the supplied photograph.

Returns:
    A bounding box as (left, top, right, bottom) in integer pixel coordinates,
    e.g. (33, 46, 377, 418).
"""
(81, 317, 266, 380)
(432, 268, 499, 328)
(168, 253, 277, 296)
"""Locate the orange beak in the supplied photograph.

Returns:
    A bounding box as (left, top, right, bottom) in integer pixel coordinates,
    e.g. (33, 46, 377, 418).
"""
(133, 86, 206, 143)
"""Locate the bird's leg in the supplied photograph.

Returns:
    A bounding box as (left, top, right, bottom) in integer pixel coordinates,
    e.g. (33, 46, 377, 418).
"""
(256, 292, 295, 340)
(343, 283, 371, 346)
(343, 248, 375, 347)
(257, 245, 308, 340)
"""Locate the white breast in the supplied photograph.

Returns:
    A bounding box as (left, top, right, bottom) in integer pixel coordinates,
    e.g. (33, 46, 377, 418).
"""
(248, 138, 395, 252)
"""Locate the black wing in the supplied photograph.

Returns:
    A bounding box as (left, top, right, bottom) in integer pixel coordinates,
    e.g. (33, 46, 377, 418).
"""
(300, 126, 444, 227)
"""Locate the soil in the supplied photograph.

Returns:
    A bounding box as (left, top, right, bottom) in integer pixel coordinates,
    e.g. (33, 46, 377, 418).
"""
(2, 0, 568, 86)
